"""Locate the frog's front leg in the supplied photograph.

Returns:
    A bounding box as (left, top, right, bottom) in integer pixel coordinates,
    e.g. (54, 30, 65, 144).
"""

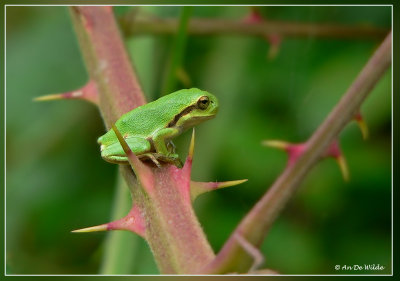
(151, 127, 180, 159)
(167, 140, 176, 154)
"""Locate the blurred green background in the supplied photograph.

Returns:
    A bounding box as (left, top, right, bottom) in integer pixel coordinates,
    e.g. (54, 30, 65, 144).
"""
(6, 6, 391, 274)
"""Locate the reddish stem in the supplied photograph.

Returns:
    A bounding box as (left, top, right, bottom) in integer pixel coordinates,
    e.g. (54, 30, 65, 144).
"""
(201, 32, 391, 274)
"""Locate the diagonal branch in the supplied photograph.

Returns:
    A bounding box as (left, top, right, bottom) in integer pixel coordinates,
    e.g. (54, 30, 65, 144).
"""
(201, 31, 392, 274)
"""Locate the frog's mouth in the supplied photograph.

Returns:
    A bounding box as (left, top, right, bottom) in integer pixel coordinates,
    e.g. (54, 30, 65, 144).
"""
(209, 104, 219, 115)
(195, 103, 218, 118)
(179, 114, 216, 130)
(198, 113, 217, 120)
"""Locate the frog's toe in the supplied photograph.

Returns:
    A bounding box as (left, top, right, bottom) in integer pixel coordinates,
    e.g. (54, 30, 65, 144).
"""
(164, 153, 182, 167)
(167, 153, 179, 159)
(139, 153, 161, 168)
(138, 153, 181, 167)
(152, 153, 179, 162)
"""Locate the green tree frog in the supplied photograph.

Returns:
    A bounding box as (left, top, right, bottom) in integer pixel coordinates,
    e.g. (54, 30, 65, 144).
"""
(98, 88, 219, 165)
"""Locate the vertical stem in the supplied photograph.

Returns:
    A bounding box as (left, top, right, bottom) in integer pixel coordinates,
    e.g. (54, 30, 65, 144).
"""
(69, 6, 146, 126)
(69, 7, 214, 274)
(69, 7, 147, 274)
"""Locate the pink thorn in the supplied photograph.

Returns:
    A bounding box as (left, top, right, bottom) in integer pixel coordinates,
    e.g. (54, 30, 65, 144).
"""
(80, 80, 99, 104)
(183, 156, 193, 172)
(324, 140, 341, 159)
(34, 80, 99, 105)
(206, 182, 219, 190)
(353, 110, 369, 139)
(243, 8, 263, 24)
(354, 111, 363, 122)
(267, 33, 282, 47)
(263, 32, 282, 60)
(323, 140, 349, 181)
(286, 143, 307, 165)
(60, 80, 97, 103)
(107, 205, 146, 237)
(242, 8, 283, 59)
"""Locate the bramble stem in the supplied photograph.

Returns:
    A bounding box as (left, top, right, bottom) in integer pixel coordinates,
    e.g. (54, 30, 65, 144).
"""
(69, 7, 214, 274)
(120, 14, 388, 40)
(202, 32, 391, 274)
(70, 6, 146, 125)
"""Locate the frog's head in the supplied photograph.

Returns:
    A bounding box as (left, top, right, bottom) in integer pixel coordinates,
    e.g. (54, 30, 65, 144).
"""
(173, 88, 219, 129)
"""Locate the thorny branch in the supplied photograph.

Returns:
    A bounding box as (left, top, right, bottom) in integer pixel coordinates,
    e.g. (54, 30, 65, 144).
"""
(69, 7, 216, 274)
(120, 12, 388, 40)
(201, 32, 391, 274)
(44, 6, 391, 274)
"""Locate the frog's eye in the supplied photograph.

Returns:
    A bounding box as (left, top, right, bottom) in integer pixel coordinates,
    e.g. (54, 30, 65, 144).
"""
(197, 96, 210, 110)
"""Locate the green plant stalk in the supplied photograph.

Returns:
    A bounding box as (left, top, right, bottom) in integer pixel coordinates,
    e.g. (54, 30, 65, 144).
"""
(100, 174, 139, 274)
(202, 31, 392, 274)
(162, 6, 192, 95)
(69, 7, 214, 274)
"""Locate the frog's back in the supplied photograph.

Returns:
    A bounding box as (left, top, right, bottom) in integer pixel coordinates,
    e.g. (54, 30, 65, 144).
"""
(100, 88, 206, 143)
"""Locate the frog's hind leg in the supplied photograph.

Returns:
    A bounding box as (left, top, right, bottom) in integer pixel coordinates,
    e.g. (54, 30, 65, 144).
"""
(101, 137, 151, 164)
(125, 137, 151, 154)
